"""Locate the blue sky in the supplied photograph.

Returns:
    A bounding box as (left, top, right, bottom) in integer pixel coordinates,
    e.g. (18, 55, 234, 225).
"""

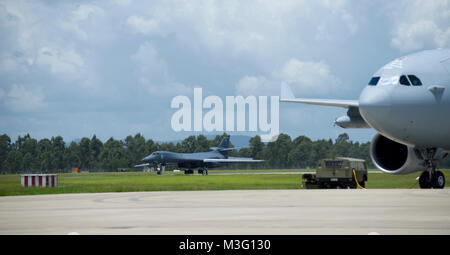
(1, 0, 449, 143)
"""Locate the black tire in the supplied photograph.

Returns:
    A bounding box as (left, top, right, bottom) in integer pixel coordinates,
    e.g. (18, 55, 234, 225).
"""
(303, 174, 313, 180)
(419, 171, 431, 189)
(433, 171, 445, 189)
(350, 176, 357, 189)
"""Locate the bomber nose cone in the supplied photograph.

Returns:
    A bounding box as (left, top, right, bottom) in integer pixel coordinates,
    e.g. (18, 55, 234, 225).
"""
(142, 155, 152, 162)
(358, 86, 392, 130)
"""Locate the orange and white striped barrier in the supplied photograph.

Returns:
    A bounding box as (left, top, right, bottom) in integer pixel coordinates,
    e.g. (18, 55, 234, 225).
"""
(21, 174, 58, 187)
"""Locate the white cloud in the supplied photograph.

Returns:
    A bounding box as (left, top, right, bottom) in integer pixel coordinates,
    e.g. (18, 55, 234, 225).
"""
(3, 84, 45, 112)
(127, 16, 162, 36)
(131, 42, 192, 96)
(275, 59, 341, 95)
(36, 47, 85, 75)
(389, 0, 450, 52)
(73, 4, 104, 21)
(123, 0, 361, 58)
(235, 76, 274, 96)
(115, 0, 132, 6)
(235, 58, 342, 97)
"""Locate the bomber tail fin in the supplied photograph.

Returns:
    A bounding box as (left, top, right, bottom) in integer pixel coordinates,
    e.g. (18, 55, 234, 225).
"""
(218, 135, 230, 149)
(210, 135, 232, 156)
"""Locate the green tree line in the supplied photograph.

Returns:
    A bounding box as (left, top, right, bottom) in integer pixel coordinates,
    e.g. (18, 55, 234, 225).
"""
(3, 132, 446, 173)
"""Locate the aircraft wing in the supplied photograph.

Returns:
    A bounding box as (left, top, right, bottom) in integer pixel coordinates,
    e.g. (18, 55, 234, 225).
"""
(134, 163, 150, 168)
(280, 83, 359, 108)
(203, 157, 264, 163)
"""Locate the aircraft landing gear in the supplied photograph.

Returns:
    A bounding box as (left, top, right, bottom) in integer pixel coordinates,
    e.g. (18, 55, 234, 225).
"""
(419, 171, 431, 189)
(198, 168, 208, 176)
(419, 171, 445, 189)
(419, 154, 445, 189)
(433, 171, 445, 189)
(157, 164, 165, 175)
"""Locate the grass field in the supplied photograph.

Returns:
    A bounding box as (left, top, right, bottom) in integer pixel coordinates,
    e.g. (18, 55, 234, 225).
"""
(0, 169, 448, 196)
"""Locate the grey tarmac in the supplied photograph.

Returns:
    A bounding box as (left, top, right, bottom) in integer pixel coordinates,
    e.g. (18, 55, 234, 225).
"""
(0, 189, 449, 235)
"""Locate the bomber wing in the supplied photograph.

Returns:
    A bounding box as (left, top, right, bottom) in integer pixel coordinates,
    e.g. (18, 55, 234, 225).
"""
(203, 157, 264, 163)
(134, 163, 150, 168)
(280, 83, 359, 108)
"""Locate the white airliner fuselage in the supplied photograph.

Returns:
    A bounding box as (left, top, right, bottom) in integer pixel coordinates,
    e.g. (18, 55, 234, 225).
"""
(281, 48, 450, 188)
(359, 49, 450, 150)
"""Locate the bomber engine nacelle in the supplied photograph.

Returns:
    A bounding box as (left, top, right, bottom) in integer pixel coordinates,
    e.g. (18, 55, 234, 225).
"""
(370, 133, 425, 175)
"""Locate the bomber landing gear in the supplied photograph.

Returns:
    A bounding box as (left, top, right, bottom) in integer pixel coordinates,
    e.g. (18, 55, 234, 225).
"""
(198, 168, 208, 176)
(156, 164, 165, 175)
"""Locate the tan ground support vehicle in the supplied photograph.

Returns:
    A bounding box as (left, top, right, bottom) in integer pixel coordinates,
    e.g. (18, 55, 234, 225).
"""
(302, 157, 368, 189)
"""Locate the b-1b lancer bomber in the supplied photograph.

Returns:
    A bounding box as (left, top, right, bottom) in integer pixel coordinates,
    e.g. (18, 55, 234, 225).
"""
(281, 48, 450, 189)
(135, 136, 263, 175)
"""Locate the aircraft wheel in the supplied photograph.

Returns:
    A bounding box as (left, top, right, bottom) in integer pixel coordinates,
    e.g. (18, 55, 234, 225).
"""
(419, 171, 431, 189)
(203, 169, 208, 176)
(433, 171, 445, 189)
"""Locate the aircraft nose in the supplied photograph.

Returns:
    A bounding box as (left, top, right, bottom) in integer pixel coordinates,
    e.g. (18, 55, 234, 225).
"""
(358, 86, 392, 129)
(142, 155, 153, 162)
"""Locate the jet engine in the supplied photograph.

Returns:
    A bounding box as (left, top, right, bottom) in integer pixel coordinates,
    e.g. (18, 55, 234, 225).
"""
(370, 133, 425, 175)
(334, 107, 370, 129)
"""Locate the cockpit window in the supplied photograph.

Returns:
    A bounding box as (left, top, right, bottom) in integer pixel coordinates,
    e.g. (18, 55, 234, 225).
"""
(368, 76, 380, 86)
(380, 76, 399, 86)
(408, 75, 422, 86)
(151, 152, 160, 156)
(399, 75, 410, 86)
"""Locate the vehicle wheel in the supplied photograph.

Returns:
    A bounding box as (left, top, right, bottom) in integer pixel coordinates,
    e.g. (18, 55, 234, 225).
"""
(419, 171, 431, 189)
(203, 169, 208, 176)
(433, 171, 445, 189)
(359, 181, 365, 188)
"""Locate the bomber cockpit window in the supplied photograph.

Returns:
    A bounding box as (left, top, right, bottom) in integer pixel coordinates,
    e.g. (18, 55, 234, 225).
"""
(408, 75, 422, 86)
(368, 76, 380, 86)
(399, 75, 410, 86)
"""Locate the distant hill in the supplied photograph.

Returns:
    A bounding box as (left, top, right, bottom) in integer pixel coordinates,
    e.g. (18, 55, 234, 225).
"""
(227, 135, 253, 148)
(157, 135, 254, 148)
(71, 134, 255, 148)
